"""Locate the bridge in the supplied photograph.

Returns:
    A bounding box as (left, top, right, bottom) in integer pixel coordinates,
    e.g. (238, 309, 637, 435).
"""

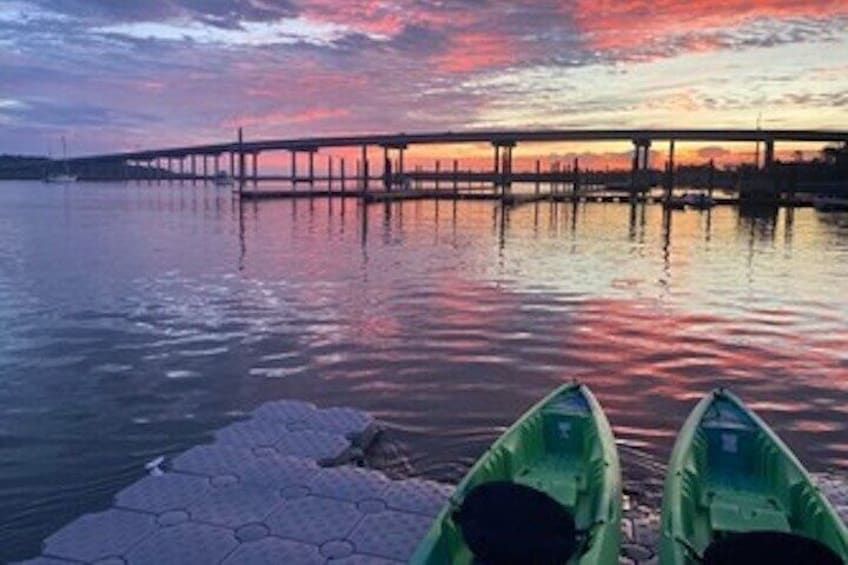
(69, 128, 848, 201)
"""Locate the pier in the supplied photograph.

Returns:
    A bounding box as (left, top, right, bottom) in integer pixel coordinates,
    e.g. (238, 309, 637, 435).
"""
(69, 128, 848, 206)
(21, 398, 848, 565)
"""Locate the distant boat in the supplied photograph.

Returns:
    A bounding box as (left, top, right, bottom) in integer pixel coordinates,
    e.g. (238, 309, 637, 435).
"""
(44, 174, 78, 183)
(813, 194, 848, 212)
(682, 192, 715, 209)
(44, 137, 77, 183)
(213, 171, 233, 187)
(663, 196, 686, 210)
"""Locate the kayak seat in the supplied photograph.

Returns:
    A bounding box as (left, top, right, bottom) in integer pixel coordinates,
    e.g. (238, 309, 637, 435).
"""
(452, 481, 578, 565)
(707, 489, 790, 533)
(702, 530, 843, 565)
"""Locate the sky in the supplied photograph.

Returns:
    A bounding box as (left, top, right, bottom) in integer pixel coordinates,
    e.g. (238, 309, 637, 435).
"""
(1, 0, 847, 166)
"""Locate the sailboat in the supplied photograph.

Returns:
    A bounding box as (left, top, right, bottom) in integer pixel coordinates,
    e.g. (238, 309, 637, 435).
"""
(44, 137, 78, 183)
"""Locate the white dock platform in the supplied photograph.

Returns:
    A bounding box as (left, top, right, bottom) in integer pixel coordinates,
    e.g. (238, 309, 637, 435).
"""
(21, 399, 451, 565)
(20, 398, 848, 564)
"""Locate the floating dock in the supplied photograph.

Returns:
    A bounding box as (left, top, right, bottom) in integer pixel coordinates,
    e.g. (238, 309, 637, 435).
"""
(21, 399, 848, 564)
(21, 400, 451, 565)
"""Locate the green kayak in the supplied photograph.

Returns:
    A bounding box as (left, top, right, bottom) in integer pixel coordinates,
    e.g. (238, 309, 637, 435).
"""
(660, 389, 848, 564)
(410, 383, 622, 564)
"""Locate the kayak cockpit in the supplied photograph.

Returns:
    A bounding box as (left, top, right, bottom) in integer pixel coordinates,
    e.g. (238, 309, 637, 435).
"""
(663, 390, 848, 563)
(411, 384, 621, 565)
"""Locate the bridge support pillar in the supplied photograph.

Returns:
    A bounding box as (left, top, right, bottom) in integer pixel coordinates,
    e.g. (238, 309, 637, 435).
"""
(664, 139, 676, 202)
(382, 146, 390, 190)
(492, 141, 516, 196)
(179, 157, 185, 183)
(328, 156, 334, 191)
(214, 154, 220, 177)
(379, 144, 407, 191)
(631, 138, 652, 194)
(341, 158, 346, 194)
(229, 152, 234, 182)
(290, 150, 297, 186)
(252, 152, 259, 186)
(191, 154, 197, 185)
(764, 140, 775, 171)
(203, 154, 208, 183)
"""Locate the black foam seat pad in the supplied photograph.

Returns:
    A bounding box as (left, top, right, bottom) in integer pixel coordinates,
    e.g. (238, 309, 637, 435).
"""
(452, 480, 577, 565)
(703, 530, 843, 565)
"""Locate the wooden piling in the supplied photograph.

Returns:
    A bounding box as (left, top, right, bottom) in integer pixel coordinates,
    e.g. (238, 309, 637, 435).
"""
(453, 159, 459, 195)
(535, 160, 541, 195)
(237, 128, 245, 194)
(308, 151, 315, 190)
(573, 157, 580, 194)
(708, 159, 715, 199)
(492, 145, 500, 194)
(361, 145, 369, 192)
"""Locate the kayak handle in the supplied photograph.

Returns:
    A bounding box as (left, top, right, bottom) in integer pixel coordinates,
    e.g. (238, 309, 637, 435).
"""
(675, 535, 704, 562)
(575, 518, 606, 556)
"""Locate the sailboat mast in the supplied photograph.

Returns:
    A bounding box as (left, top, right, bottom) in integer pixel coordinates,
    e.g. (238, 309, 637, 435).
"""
(62, 136, 69, 175)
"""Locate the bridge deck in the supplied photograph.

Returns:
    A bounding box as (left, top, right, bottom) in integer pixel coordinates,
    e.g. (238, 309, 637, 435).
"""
(72, 128, 848, 162)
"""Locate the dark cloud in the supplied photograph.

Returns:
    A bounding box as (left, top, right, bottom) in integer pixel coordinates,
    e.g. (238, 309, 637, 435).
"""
(0, 98, 157, 129)
(24, 0, 297, 28)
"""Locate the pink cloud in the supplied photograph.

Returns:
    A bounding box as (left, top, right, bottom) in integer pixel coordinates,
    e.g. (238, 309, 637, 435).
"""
(435, 32, 518, 73)
(224, 108, 350, 129)
(574, 0, 848, 52)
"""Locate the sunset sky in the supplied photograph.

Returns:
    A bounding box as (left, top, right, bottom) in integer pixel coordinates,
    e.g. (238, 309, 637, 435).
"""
(1, 1, 847, 166)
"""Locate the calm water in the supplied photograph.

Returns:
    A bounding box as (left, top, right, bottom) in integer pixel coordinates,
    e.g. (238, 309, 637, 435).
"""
(1, 181, 847, 560)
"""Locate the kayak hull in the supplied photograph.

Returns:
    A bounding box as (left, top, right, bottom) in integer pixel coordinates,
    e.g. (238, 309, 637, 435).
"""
(411, 383, 621, 564)
(660, 389, 848, 564)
